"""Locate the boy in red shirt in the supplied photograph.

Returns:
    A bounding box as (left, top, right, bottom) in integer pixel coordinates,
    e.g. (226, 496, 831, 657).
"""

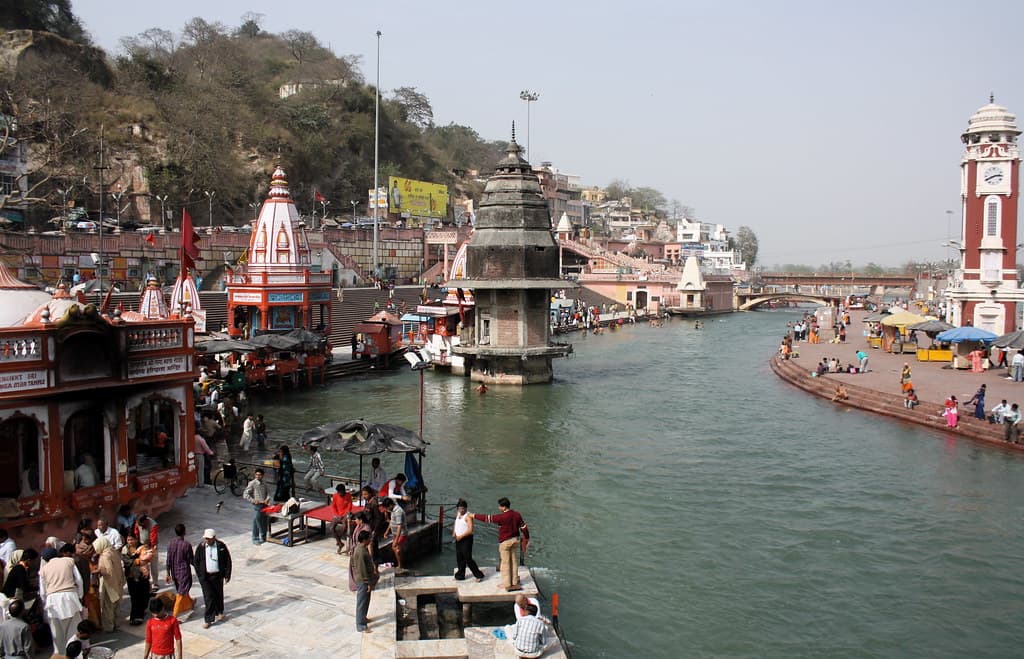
(143, 598, 182, 659)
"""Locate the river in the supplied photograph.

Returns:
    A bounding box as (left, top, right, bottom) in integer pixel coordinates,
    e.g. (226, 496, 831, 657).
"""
(253, 310, 1024, 658)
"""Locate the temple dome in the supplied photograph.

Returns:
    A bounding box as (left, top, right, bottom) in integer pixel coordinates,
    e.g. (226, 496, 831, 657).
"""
(0, 261, 51, 326)
(963, 97, 1020, 137)
(246, 165, 311, 271)
(22, 283, 87, 326)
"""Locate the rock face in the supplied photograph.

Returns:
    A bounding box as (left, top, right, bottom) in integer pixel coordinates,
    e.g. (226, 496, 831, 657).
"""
(0, 29, 111, 85)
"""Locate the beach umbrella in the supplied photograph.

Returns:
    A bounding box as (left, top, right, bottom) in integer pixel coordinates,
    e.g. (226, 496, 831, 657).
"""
(880, 311, 926, 327)
(935, 326, 997, 344)
(907, 319, 954, 333)
(993, 330, 1024, 349)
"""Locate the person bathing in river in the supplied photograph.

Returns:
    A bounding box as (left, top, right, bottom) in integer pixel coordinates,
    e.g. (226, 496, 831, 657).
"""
(943, 395, 959, 429)
(831, 384, 849, 402)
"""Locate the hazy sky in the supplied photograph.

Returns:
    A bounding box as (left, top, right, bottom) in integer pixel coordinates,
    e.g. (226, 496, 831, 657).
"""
(72, 0, 1023, 267)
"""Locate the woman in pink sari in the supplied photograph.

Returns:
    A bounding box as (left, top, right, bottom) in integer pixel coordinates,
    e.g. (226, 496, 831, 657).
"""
(943, 396, 959, 428)
(969, 349, 984, 373)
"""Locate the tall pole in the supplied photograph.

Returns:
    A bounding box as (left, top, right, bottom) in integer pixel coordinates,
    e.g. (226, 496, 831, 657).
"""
(94, 124, 108, 293)
(205, 190, 216, 232)
(351, 200, 357, 224)
(156, 195, 168, 231)
(945, 209, 954, 272)
(519, 90, 539, 160)
(373, 30, 382, 279)
(111, 188, 123, 232)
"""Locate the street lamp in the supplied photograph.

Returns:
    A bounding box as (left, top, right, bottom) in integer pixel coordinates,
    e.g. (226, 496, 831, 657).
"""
(373, 29, 382, 278)
(111, 188, 124, 232)
(204, 190, 216, 232)
(519, 90, 540, 160)
(56, 184, 75, 229)
(351, 200, 358, 224)
(319, 199, 330, 230)
(248, 202, 259, 221)
(155, 194, 168, 231)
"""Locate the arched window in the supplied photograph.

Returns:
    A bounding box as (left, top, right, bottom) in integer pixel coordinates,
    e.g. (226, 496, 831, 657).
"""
(985, 196, 1001, 237)
(0, 416, 41, 499)
(127, 397, 178, 474)
(64, 408, 106, 490)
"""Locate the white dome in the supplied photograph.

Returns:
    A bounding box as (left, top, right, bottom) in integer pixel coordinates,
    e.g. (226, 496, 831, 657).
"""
(964, 98, 1020, 137)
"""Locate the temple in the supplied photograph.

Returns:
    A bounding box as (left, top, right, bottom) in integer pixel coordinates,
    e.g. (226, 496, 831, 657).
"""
(451, 135, 572, 384)
(226, 166, 332, 337)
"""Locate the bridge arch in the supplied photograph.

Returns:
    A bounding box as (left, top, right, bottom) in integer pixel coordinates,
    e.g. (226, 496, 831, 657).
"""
(738, 293, 837, 311)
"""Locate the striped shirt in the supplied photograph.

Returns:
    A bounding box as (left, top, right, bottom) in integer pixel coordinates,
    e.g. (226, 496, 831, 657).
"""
(310, 451, 324, 472)
(511, 614, 546, 655)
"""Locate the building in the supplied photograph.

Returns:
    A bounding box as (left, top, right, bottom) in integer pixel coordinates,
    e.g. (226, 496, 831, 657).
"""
(451, 137, 572, 385)
(226, 167, 333, 337)
(944, 97, 1023, 333)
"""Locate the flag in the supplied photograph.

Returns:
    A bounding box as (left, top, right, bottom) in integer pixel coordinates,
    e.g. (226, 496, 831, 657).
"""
(145, 232, 156, 246)
(314, 190, 326, 203)
(181, 209, 201, 272)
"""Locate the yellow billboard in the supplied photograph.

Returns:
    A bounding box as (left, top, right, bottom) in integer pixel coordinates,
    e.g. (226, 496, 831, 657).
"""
(388, 176, 448, 219)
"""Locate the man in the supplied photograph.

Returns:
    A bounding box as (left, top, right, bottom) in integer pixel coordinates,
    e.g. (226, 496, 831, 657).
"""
(1004, 403, 1021, 443)
(302, 445, 325, 491)
(510, 602, 546, 658)
(513, 593, 542, 620)
(255, 415, 267, 449)
(165, 524, 195, 608)
(66, 620, 93, 658)
(384, 474, 410, 504)
(0, 529, 15, 571)
(243, 468, 271, 545)
(990, 399, 1010, 424)
(0, 600, 31, 658)
(95, 519, 123, 550)
(194, 431, 215, 487)
(855, 349, 869, 373)
(351, 530, 376, 633)
(473, 497, 526, 591)
(382, 498, 406, 570)
(193, 528, 231, 629)
(368, 457, 387, 492)
(1014, 350, 1024, 382)
(38, 542, 84, 653)
(240, 413, 255, 451)
(1, 548, 39, 603)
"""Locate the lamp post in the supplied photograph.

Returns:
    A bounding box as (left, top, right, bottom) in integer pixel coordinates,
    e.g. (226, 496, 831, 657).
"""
(56, 184, 74, 229)
(519, 90, 540, 160)
(320, 199, 330, 230)
(155, 194, 168, 231)
(204, 190, 216, 232)
(111, 188, 124, 232)
(248, 202, 259, 221)
(93, 124, 109, 293)
(373, 29, 382, 278)
(351, 200, 358, 224)
(945, 209, 955, 267)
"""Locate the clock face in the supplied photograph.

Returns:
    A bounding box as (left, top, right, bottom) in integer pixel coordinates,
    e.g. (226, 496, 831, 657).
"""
(984, 165, 1005, 185)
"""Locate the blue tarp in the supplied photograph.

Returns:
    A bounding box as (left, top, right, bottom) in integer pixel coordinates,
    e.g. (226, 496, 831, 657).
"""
(935, 326, 997, 344)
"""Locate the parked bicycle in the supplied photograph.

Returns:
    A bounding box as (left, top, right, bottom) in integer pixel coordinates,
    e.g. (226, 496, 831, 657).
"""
(212, 458, 252, 496)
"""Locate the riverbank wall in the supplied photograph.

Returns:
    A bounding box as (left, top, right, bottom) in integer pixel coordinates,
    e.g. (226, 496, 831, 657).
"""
(770, 354, 1024, 453)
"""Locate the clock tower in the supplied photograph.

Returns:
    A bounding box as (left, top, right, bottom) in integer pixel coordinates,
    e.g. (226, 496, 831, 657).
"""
(946, 96, 1023, 333)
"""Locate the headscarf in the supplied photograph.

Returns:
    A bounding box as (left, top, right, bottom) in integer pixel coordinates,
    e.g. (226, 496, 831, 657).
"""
(3, 549, 23, 579)
(45, 536, 63, 551)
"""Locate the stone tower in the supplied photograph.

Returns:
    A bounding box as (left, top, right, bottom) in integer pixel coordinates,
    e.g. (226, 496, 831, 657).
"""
(451, 135, 572, 384)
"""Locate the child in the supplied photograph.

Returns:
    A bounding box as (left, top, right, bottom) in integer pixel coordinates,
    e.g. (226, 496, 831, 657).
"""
(143, 598, 182, 659)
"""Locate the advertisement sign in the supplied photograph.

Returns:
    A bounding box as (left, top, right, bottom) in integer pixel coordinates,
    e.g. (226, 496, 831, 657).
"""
(388, 176, 448, 219)
(367, 187, 388, 209)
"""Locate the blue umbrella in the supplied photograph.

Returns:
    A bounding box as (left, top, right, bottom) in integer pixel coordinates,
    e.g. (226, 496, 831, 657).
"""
(935, 326, 997, 344)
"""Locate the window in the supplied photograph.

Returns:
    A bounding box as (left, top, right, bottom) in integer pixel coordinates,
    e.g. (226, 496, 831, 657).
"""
(0, 416, 40, 499)
(0, 174, 15, 196)
(480, 316, 491, 345)
(985, 196, 1001, 237)
(127, 397, 177, 474)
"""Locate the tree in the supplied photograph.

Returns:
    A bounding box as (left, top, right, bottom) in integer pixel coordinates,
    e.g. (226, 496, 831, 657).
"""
(604, 179, 630, 200)
(631, 186, 666, 214)
(237, 12, 263, 39)
(390, 87, 433, 129)
(281, 30, 326, 74)
(734, 225, 759, 268)
(0, 0, 91, 44)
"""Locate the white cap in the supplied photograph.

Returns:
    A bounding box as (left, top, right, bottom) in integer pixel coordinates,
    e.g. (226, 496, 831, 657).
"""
(202, 528, 216, 539)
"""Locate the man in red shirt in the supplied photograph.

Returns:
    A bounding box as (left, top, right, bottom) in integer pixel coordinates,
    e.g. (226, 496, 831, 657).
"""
(473, 497, 525, 591)
(143, 598, 182, 659)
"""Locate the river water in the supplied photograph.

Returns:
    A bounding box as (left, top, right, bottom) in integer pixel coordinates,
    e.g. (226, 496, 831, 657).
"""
(254, 311, 1024, 658)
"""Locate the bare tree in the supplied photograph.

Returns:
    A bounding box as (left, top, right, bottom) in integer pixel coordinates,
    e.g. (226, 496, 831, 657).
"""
(282, 30, 326, 75)
(237, 12, 264, 38)
(390, 87, 433, 129)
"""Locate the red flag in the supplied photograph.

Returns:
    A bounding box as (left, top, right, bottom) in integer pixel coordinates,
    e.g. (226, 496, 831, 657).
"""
(181, 209, 201, 272)
(314, 190, 326, 203)
(145, 232, 156, 246)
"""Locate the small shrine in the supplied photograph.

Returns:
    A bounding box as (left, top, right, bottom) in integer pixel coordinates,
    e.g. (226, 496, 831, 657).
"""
(450, 132, 572, 384)
(226, 167, 332, 337)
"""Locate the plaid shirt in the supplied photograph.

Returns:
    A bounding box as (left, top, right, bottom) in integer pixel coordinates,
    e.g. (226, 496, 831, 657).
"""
(512, 614, 546, 655)
(309, 451, 324, 472)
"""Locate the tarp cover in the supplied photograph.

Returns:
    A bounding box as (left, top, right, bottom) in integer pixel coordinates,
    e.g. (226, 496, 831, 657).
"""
(300, 419, 427, 454)
(195, 339, 256, 353)
(935, 326, 998, 344)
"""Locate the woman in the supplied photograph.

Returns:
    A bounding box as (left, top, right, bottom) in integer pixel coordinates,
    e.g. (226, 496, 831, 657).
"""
(943, 395, 959, 429)
(274, 445, 295, 502)
(122, 534, 153, 625)
(116, 504, 137, 540)
(91, 536, 126, 633)
(452, 499, 485, 582)
(969, 384, 987, 420)
(900, 363, 912, 391)
(75, 527, 101, 628)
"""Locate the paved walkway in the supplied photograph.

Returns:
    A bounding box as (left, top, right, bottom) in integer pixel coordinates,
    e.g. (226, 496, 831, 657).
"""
(774, 309, 1024, 443)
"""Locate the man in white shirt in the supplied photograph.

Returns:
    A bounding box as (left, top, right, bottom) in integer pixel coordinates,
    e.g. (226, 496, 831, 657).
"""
(95, 520, 123, 550)
(990, 399, 1010, 424)
(513, 594, 542, 620)
(0, 530, 15, 571)
(1013, 350, 1024, 382)
(368, 458, 387, 492)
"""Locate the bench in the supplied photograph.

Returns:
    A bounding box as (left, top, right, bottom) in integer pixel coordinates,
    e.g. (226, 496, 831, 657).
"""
(267, 500, 323, 546)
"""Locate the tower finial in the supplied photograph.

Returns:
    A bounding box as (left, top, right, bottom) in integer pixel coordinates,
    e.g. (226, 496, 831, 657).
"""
(511, 120, 516, 143)
(990, 92, 995, 104)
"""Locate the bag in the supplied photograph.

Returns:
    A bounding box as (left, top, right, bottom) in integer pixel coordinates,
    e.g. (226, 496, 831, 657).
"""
(283, 497, 300, 515)
(173, 593, 194, 616)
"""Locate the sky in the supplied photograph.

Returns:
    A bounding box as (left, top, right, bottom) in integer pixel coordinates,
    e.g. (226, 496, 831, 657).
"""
(71, 0, 1024, 268)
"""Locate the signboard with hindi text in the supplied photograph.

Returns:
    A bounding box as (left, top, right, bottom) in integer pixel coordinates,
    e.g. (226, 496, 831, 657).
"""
(128, 355, 188, 380)
(388, 176, 447, 219)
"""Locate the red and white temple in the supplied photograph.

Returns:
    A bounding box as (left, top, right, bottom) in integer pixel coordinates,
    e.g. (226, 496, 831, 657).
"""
(226, 167, 332, 337)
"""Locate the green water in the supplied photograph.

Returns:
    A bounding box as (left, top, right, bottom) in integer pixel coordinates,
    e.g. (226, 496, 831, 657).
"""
(253, 311, 1024, 658)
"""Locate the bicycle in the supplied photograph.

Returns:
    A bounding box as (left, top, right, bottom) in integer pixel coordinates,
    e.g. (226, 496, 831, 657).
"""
(213, 458, 252, 496)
